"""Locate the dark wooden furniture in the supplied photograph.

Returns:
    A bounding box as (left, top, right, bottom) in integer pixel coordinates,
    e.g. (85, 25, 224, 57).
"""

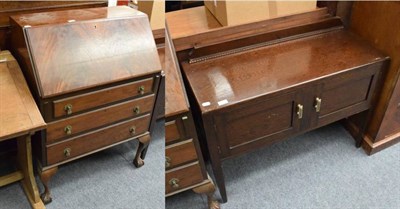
(164, 26, 219, 209)
(0, 1, 107, 51)
(167, 7, 389, 202)
(9, 6, 162, 204)
(344, 1, 400, 154)
(0, 50, 46, 209)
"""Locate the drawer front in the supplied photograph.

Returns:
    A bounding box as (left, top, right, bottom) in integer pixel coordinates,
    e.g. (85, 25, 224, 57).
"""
(165, 162, 204, 194)
(213, 91, 301, 157)
(53, 78, 154, 118)
(165, 139, 198, 170)
(46, 114, 151, 165)
(47, 95, 155, 144)
(165, 120, 183, 144)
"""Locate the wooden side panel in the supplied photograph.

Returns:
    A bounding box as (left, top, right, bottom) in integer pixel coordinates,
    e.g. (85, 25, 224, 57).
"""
(350, 1, 400, 142)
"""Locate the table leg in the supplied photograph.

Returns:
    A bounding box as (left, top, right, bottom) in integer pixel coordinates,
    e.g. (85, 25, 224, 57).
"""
(17, 135, 45, 209)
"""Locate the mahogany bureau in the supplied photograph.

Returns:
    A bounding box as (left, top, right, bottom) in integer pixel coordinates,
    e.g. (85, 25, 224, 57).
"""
(9, 6, 162, 204)
(167, 7, 389, 202)
(163, 27, 219, 209)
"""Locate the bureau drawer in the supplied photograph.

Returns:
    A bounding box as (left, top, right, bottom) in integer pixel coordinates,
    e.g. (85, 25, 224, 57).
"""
(47, 95, 155, 144)
(165, 120, 183, 144)
(165, 162, 204, 194)
(53, 78, 154, 118)
(46, 114, 151, 165)
(165, 139, 198, 170)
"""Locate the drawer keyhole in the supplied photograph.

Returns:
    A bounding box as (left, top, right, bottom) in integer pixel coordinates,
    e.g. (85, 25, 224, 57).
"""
(64, 125, 72, 135)
(64, 148, 71, 157)
(169, 178, 180, 189)
(165, 156, 171, 168)
(133, 106, 140, 114)
(138, 86, 145, 95)
(64, 104, 73, 115)
(129, 126, 136, 135)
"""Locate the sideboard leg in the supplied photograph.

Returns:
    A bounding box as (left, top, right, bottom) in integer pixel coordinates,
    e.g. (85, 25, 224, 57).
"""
(133, 135, 151, 168)
(193, 181, 220, 209)
(38, 166, 58, 204)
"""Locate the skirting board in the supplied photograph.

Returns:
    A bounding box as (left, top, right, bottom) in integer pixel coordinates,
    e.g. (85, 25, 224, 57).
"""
(343, 119, 400, 155)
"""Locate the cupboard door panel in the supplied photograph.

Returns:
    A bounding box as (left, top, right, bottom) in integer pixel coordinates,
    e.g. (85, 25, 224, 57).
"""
(317, 63, 381, 126)
(213, 91, 302, 157)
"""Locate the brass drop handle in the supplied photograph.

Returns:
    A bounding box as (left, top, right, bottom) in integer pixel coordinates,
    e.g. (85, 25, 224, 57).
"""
(169, 178, 180, 189)
(138, 86, 145, 95)
(133, 106, 140, 114)
(165, 156, 171, 168)
(64, 104, 73, 115)
(64, 148, 71, 157)
(297, 104, 304, 119)
(129, 126, 136, 135)
(314, 97, 322, 113)
(64, 125, 72, 135)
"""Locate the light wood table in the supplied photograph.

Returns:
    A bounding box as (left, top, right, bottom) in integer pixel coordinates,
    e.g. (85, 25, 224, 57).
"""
(0, 50, 46, 209)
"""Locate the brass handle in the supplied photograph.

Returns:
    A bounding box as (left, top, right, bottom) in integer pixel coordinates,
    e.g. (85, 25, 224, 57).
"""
(165, 156, 171, 168)
(64, 125, 72, 135)
(64, 104, 73, 115)
(169, 178, 180, 189)
(138, 86, 145, 95)
(133, 106, 140, 114)
(297, 104, 304, 119)
(64, 148, 71, 157)
(129, 126, 136, 135)
(314, 97, 322, 112)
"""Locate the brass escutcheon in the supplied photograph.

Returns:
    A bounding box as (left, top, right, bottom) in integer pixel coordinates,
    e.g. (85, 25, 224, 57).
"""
(169, 178, 180, 189)
(133, 106, 140, 114)
(165, 156, 171, 168)
(138, 86, 145, 95)
(129, 126, 136, 135)
(64, 104, 73, 115)
(64, 125, 72, 135)
(64, 148, 71, 157)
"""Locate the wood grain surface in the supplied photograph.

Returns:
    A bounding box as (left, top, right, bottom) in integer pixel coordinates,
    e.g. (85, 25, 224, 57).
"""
(181, 29, 387, 114)
(0, 50, 45, 140)
(11, 6, 161, 98)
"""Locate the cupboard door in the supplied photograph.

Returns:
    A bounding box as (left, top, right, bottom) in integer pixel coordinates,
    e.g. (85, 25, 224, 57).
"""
(315, 63, 382, 126)
(212, 91, 303, 157)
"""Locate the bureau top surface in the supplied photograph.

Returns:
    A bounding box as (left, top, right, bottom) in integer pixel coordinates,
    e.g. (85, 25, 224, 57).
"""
(0, 51, 46, 141)
(182, 29, 388, 113)
(11, 6, 143, 26)
(164, 34, 189, 117)
(11, 6, 161, 98)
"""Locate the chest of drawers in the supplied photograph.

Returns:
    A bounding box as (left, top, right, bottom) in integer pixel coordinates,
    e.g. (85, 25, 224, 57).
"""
(10, 6, 162, 204)
(167, 8, 389, 203)
(163, 27, 219, 209)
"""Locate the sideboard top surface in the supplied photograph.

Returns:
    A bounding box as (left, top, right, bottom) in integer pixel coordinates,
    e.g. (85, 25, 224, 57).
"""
(11, 6, 161, 98)
(182, 29, 388, 113)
